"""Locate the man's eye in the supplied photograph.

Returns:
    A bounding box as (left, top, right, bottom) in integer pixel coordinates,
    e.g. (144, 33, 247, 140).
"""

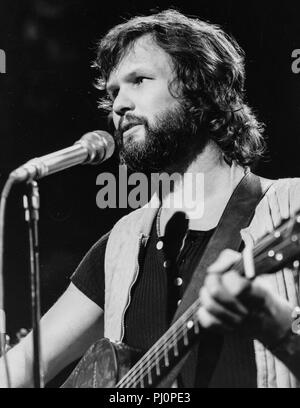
(134, 77, 146, 85)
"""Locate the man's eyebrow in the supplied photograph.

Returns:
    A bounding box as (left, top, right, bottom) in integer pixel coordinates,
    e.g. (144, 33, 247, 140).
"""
(106, 68, 154, 93)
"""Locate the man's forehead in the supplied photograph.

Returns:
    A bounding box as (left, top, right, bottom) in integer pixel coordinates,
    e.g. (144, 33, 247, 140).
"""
(107, 35, 173, 83)
(122, 35, 163, 59)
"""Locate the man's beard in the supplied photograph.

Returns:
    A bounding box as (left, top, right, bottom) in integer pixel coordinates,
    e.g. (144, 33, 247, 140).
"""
(114, 103, 209, 175)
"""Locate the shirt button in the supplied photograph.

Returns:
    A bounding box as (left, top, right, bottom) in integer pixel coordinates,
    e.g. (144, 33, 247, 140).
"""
(177, 299, 182, 306)
(163, 260, 170, 268)
(174, 277, 183, 286)
(156, 241, 164, 250)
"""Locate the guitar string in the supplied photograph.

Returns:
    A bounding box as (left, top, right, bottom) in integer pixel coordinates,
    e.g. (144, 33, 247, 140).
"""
(117, 298, 201, 387)
(116, 306, 199, 387)
(119, 323, 199, 388)
(117, 237, 297, 387)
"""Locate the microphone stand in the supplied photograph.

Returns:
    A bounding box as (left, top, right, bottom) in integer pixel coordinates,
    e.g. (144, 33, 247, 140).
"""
(23, 181, 44, 388)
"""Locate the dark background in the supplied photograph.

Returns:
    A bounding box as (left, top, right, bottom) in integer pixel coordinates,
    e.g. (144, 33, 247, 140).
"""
(0, 0, 299, 386)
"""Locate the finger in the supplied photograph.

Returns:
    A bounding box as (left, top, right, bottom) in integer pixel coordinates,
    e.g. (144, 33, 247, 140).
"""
(207, 249, 241, 275)
(236, 279, 268, 310)
(222, 272, 266, 312)
(222, 271, 252, 299)
(197, 306, 233, 333)
(200, 286, 246, 325)
(205, 273, 249, 316)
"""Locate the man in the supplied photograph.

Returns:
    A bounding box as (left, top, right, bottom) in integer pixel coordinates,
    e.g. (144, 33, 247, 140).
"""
(1, 9, 300, 388)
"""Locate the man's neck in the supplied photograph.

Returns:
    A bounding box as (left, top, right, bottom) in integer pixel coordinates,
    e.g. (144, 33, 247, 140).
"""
(159, 141, 246, 233)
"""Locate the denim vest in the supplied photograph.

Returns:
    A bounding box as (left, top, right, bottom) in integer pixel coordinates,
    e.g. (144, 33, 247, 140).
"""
(104, 174, 300, 387)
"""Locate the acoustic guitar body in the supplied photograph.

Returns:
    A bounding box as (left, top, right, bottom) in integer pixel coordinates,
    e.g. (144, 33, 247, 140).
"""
(61, 338, 141, 388)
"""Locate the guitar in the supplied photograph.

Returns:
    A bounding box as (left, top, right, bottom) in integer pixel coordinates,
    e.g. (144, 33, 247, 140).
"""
(62, 211, 300, 388)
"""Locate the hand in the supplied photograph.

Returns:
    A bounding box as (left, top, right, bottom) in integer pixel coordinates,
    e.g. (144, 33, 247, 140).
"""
(197, 249, 293, 348)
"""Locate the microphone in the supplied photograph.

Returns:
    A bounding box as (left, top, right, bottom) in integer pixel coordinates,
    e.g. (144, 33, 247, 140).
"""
(10, 130, 115, 182)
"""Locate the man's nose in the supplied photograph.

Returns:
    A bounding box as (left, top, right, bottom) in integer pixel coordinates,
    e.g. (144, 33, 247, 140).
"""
(113, 89, 135, 117)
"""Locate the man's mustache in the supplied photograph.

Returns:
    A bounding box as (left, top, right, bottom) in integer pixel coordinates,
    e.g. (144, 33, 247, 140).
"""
(118, 115, 148, 133)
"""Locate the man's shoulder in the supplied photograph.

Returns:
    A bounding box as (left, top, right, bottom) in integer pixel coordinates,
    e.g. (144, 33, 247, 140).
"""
(256, 175, 300, 195)
(267, 177, 300, 200)
(271, 176, 300, 188)
(256, 176, 300, 218)
(112, 206, 149, 229)
(240, 176, 300, 244)
(257, 175, 300, 187)
(109, 195, 160, 236)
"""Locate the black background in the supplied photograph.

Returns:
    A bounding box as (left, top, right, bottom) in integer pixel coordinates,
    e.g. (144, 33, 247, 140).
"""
(0, 0, 300, 386)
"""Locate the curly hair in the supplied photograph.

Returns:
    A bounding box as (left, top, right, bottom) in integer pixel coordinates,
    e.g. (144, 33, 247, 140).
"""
(93, 9, 266, 167)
